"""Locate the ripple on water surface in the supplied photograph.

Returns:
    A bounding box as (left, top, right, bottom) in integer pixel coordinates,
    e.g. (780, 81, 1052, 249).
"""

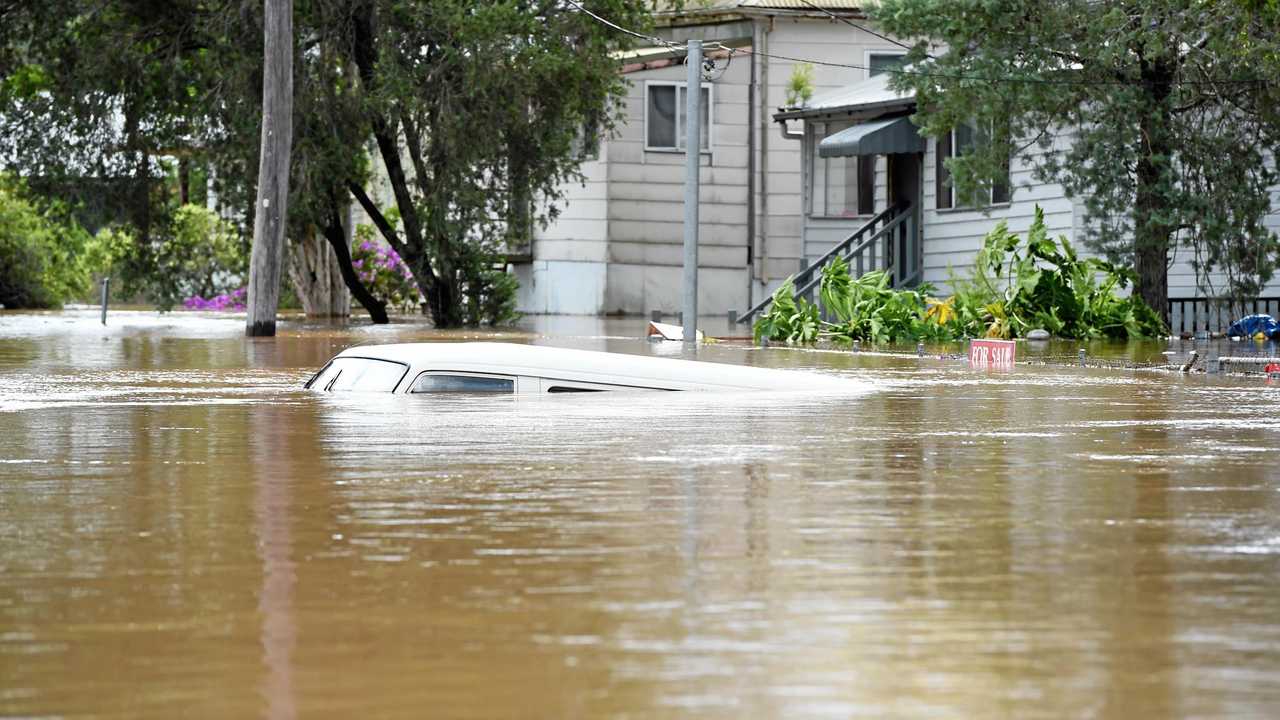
(2, 311, 1279, 718)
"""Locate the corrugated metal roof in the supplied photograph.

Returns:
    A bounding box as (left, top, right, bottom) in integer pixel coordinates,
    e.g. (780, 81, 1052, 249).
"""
(818, 116, 923, 157)
(654, 0, 871, 16)
(777, 71, 915, 119)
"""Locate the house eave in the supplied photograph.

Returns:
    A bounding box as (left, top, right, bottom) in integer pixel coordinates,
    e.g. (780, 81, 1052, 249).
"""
(773, 98, 916, 123)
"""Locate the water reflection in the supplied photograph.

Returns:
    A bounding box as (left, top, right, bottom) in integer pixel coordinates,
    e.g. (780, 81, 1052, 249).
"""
(1, 310, 1279, 718)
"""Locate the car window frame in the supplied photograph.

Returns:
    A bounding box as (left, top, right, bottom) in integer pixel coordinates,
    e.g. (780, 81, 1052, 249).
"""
(406, 370, 519, 395)
(311, 356, 410, 393)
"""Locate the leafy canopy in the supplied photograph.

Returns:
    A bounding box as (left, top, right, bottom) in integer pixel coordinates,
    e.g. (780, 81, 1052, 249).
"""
(870, 0, 1280, 309)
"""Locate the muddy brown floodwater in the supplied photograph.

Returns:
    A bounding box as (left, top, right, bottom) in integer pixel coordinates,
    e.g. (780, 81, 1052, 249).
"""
(2, 310, 1279, 719)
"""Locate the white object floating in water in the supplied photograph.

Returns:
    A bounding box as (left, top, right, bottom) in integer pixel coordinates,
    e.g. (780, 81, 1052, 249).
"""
(646, 321, 703, 342)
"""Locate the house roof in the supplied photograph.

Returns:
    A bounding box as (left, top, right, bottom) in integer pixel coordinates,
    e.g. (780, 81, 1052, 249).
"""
(654, 0, 872, 20)
(774, 70, 916, 121)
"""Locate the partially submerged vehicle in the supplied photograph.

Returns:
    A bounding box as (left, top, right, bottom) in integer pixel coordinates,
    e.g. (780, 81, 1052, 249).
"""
(304, 342, 862, 394)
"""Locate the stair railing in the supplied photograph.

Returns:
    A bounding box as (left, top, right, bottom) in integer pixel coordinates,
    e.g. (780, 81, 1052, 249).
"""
(738, 201, 917, 324)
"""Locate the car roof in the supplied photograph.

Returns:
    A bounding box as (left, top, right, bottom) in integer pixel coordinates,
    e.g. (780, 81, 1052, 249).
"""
(334, 342, 861, 392)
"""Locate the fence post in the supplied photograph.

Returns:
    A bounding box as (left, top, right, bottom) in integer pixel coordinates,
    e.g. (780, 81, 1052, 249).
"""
(100, 277, 110, 325)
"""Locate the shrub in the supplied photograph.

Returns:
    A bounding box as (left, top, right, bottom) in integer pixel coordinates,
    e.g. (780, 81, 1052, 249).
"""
(0, 181, 93, 308)
(93, 204, 247, 311)
(754, 205, 1167, 345)
(352, 225, 419, 312)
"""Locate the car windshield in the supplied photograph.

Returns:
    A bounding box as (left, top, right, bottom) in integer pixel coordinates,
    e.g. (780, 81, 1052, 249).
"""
(312, 357, 407, 393)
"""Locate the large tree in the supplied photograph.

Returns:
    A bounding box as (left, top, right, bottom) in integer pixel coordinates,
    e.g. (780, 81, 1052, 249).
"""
(872, 0, 1280, 317)
(3, 0, 643, 327)
(335, 0, 644, 327)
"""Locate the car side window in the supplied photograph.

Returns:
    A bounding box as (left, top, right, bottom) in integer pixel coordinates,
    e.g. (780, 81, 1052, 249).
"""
(322, 357, 408, 392)
(410, 373, 515, 394)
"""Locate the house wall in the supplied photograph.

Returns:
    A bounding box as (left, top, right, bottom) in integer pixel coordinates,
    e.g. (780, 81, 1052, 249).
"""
(600, 56, 753, 316)
(756, 19, 910, 302)
(798, 125, 1280, 301)
(517, 143, 610, 314)
(526, 14, 909, 316)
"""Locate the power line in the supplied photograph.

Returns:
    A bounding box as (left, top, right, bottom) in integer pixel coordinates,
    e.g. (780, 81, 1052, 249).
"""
(718, 45, 1276, 88)
(562, 0, 682, 52)
(562, 2, 1277, 89)
(794, 0, 921, 55)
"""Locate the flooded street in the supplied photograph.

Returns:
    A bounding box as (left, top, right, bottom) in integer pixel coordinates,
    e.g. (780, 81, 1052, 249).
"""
(2, 310, 1279, 719)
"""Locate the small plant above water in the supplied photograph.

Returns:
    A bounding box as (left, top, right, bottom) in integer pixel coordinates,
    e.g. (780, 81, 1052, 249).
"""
(785, 63, 815, 108)
(754, 206, 1167, 345)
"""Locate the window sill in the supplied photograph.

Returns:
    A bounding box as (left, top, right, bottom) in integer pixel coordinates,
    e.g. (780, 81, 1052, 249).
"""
(644, 147, 713, 155)
(934, 202, 1012, 214)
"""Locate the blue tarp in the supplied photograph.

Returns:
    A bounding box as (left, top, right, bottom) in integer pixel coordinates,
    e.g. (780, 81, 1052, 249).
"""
(1227, 314, 1280, 340)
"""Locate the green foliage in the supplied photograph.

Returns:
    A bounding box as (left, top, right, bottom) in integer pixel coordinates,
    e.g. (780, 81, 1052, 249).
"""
(2, 0, 644, 326)
(948, 208, 1167, 340)
(92, 204, 247, 311)
(459, 246, 522, 328)
(871, 0, 1280, 310)
(352, 225, 419, 312)
(754, 206, 1167, 345)
(785, 63, 815, 107)
(0, 180, 93, 308)
(752, 279, 820, 344)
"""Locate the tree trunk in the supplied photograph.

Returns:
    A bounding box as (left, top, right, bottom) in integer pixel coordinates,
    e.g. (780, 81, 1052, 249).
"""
(351, 4, 459, 326)
(287, 224, 350, 317)
(425, 273, 463, 328)
(1133, 60, 1174, 327)
(178, 157, 190, 206)
(321, 206, 388, 324)
(246, 0, 294, 337)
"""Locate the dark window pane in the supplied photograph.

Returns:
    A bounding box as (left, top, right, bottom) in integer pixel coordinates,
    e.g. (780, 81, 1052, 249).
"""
(411, 374, 514, 394)
(676, 86, 711, 151)
(955, 124, 976, 154)
(647, 85, 676, 148)
(936, 131, 952, 210)
(547, 386, 605, 393)
(993, 154, 1011, 203)
(868, 53, 905, 77)
(325, 358, 408, 392)
(857, 155, 876, 215)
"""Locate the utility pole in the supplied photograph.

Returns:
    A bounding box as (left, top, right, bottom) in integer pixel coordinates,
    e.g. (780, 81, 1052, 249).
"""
(246, 0, 294, 337)
(682, 39, 702, 347)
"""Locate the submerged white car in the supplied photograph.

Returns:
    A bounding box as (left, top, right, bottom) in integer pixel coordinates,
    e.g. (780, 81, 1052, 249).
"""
(305, 342, 861, 394)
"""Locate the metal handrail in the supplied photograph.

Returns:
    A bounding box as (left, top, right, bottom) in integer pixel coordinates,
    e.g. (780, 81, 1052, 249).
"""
(791, 209, 910, 302)
(737, 203, 906, 324)
(737, 202, 910, 324)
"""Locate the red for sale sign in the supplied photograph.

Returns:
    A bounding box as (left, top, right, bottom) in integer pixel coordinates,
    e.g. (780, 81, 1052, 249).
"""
(969, 339, 1016, 370)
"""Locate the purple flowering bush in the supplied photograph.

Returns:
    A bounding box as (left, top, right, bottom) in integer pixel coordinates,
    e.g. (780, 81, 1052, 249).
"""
(352, 226, 420, 311)
(184, 286, 246, 311)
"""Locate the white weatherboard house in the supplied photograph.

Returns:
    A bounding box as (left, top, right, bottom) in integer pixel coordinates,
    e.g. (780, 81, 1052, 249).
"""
(517, 1, 914, 316)
(763, 71, 1280, 331)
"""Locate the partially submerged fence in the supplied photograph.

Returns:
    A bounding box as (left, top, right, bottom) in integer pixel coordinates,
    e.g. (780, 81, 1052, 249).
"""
(1167, 297, 1280, 335)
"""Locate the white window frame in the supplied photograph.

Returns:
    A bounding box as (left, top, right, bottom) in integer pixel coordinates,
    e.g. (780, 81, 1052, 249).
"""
(864, 50, 908, 79)
(643, 80, 714, 154)
(935, 126, 1012, 211)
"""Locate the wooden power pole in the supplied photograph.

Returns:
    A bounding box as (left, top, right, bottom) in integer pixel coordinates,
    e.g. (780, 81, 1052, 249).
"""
(246, 0, 294, 337)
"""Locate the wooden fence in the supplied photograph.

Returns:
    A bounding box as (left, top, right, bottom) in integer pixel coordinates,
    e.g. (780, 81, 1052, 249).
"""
(1167, 297, 1280, 335)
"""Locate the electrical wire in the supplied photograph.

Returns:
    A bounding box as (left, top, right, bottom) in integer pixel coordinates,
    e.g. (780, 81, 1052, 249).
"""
(794, 0, 922, 55)
(716, 44, 1275, 87)
(562, 0, 683, 53)
(563, 1, 1277, 88)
